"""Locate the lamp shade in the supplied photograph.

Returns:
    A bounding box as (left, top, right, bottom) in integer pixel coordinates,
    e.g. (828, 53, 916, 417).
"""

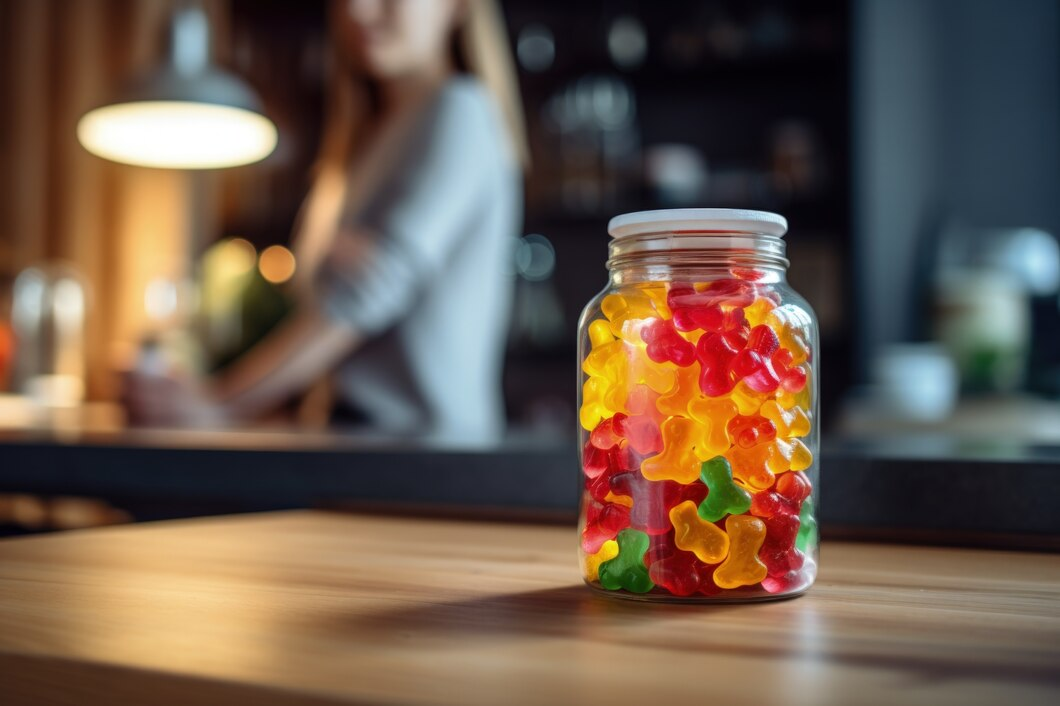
(77, 5, 277, 169)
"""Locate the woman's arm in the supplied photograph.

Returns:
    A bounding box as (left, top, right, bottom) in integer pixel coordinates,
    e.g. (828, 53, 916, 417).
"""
(212, 306, 360, 421)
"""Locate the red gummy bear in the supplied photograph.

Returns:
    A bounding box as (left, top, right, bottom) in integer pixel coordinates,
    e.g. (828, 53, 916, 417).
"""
(758, 511, 804, 577)
(641, 318, 696, 367)
(615, 414, 663, 455)
(771, 348, 808, 393)
(776, 471, 812, 505)
(696, 328, 747, 396)
(727, 414, 777, 449)
(731, 324, 782, 393)
(667, 282, 752, 333)
(610, 472, 707, 536)
(582, 439, 610, 479)
(589, 414, 625, 451)
(646, 532, 721, 596)
(581, 500, 631, 554)
(585, 439, 651, 503)
(750, 471, 812, 517)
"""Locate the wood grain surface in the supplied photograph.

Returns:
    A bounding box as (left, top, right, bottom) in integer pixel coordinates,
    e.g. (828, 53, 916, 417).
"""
(0, 510, 1058, 705)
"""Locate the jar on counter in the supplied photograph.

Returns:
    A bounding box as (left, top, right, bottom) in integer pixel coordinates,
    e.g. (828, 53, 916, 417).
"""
(577, 209, 819, 601)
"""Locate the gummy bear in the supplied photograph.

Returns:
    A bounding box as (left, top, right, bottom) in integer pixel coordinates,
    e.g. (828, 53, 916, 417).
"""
(760, 400, 810, 438)
(580, 376, 616, 431)
(582, 320, 624, 379)
(582, 438, 610, 479)
(796, 498, 818, 554)
(610, 472, 706, 535)
(758, 511, 804, 578)
(713, 515, 768, 589)
(589, 414, 625, 451)
(641, 318, 696, 367)
(583, 539, 619, 583)
(729, 380, 769, 416)
(667, 282, 750, 333)
(627, 344, 677, 394)
(769, 438, 813, 473)
(637, 283, 672, 319)
(623, 384, 665, 427)
(727, 413, 777, 449)
(669, 500, 730, 563)
(687, 396, 738, 460)
(731, 325, 781, 394)
(581, 500, 631, 554)
(764, 306, 812, 366)
(696, 329, 747, 397)
(776, 368, 812, 411)
(751, 471, 812, 518)
(615, 414, 664, 456)
(656, 366, 699, 418)
(724, 440, 776, 490)
(601, 292, 657, 341)
(640, 416, 702, 484)
(588, 443, 647, 504)
(743, 296, 777, 327)
(697, 456, 752, 522)
(598, 528, 654, 593)
(776, 471, 812, 506)
(647, 535, 720, 597)
(762, 566, 813, 595)
(771, 347, 808, 393)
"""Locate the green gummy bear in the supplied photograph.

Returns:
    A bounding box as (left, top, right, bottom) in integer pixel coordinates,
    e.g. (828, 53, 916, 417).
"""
(796, 498, 818, 553)
(598, 529, 654, 593)
(697, 456, 752, 522)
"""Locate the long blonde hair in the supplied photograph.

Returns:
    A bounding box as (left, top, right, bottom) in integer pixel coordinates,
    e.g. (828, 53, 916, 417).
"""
(293, 0, 527, 289)
(317, 0, 527, 171)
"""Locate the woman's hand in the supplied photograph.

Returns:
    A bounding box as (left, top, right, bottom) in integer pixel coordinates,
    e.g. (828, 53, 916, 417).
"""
(122, 370, 229, 428)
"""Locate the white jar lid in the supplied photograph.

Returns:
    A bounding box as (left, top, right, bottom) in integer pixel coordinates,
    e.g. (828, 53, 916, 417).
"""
(608, 208, 788, 239)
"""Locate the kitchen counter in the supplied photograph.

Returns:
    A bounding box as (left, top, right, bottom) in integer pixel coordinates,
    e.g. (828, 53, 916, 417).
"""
(1, 510, 1058, 705)
(1, 426, 1059, 545)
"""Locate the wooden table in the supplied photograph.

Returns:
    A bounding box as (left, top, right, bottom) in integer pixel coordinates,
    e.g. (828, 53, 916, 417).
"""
(1, 511, 1057, 705)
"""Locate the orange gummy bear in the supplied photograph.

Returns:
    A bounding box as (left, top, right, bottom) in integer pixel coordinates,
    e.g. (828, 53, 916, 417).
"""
(669, 500, 730, 563)
(714, 515, 768, 589)
(640, 417, 701, 484)
(687, 396, 737, 460)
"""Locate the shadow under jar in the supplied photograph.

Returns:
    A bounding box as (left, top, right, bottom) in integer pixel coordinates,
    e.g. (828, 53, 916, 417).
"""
(578, 209, 819, 602)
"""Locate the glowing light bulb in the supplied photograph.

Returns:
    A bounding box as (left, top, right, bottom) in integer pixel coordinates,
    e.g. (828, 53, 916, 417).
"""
(77, 101, 277, 169)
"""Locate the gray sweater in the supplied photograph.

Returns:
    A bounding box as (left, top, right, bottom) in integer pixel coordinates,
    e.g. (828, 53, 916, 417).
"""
(318, 77, 520, 443)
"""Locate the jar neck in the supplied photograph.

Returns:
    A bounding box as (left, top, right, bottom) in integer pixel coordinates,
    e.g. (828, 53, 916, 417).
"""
(607, 231, 789, 285)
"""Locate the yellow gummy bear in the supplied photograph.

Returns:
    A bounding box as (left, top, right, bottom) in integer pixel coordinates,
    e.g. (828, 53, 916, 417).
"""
(687, 396, 737, 460)
(770, 438, 813, 473)
(637, 283, 672, 319)
(670, 500, 730, 564)
(725, 441, 776, 490)
(765, 306, 812, 365)
(760, 400, 811, 438)
(641, 417, 701, 484)
(714, 515, 768, 589)
(583, 539, 619, 582)
(601, 292, 656, 341)
(580, 319, 631, 429)
(728, 380, 769, 416)
(580, 377, 615, 430)
(656, 366, 699, 418)
(627, 344, 676, 394)
(744, 297, 777, 327)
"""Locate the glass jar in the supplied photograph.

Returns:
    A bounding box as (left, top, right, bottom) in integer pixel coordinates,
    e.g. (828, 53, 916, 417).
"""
(577, 209, 819, 602)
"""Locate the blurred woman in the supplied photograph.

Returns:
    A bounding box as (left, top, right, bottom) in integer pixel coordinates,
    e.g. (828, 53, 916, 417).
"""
(126, 0, 526, 442)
